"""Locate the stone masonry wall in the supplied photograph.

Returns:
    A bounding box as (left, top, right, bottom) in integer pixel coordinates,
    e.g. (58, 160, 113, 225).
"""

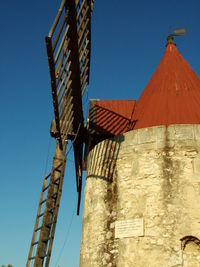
(80, 125, 200, 267)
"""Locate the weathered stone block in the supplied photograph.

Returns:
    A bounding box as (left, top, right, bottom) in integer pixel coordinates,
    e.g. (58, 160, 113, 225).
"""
(138, 127, 157, 144)
(174, 124, 195, 140)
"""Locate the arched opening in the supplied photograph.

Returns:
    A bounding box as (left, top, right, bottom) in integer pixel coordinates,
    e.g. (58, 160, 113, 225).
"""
(181, 236, 200, 267)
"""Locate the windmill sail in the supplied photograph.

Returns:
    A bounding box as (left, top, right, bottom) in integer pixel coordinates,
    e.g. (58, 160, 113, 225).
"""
(26, 0, 93, 266)
(46, 0, 92, 146)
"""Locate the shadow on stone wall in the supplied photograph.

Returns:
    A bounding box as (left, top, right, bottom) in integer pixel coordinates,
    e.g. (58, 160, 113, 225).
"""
(86, 136, 124, 183)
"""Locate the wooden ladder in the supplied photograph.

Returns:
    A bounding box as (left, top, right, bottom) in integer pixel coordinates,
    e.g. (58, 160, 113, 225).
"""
(26, 144, 66, 267)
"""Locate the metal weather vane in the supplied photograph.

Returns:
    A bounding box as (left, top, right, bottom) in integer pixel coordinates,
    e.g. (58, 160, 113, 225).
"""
(26, 0, 94, 266)
(167, 28, 186, 45)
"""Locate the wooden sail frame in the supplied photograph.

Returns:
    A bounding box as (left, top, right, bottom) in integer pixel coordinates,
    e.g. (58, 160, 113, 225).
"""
(26, 1, 93, 266)
(46, 0, 92, 148)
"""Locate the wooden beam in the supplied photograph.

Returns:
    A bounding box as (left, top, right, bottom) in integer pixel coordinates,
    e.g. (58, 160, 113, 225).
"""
(58, 71, 72, 104)
(46, 37, 62, 150)
(52, 12, 68, 52)
(76, 0, 87, 21)
(54, 24, 70, 64)
(48, 0, 66, 38)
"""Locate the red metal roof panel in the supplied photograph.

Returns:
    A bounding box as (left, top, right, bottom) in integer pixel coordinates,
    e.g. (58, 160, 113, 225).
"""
(89, 100, 136, 136)
(133, 43, 200, 130)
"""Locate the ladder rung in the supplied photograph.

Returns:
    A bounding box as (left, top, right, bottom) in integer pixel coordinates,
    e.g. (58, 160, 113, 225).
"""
(43, 184, 50, 192)
(39, 254, 48, 259)
(38, 206, 55, 219)
(45, 172, 51, 180)
(35, 226, 42, 232)
(45, 220, 55, 229)
(29, 254, 47, 260)
(53, 181, 59, 186)
(40, 193, 58, 205)
(38, 212, 44, 218)
(50, 192, 58, 200)
(32, 241, 39, 246)
(54, 162, 63, 172)
(46, 207, 55, 215)
(54, 177, 60, 184)
(55, 168, 61, 173)
(45, 225, 51, 229)
(42, 237, 51, 243)
(43, 179, 60, 192)
(29, 256, 36, 260)
(40, 199, 47, 205)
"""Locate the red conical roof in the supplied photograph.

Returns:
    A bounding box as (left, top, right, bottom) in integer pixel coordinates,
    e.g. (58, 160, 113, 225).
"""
(134, 43, 200, 130)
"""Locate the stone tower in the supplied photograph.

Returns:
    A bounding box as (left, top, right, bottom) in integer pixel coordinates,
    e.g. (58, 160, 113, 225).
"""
(80, 39, 200, 267)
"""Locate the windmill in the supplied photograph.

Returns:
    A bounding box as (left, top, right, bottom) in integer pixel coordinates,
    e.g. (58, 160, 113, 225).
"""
(26, 0, 94, 266)
(26, 0, 188, 264)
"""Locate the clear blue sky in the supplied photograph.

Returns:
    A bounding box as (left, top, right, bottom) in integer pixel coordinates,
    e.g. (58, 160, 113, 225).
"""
(0, 0, 200, 266)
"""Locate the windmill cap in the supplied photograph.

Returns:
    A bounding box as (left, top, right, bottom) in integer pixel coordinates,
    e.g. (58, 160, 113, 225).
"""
(133, 40, 200, 130)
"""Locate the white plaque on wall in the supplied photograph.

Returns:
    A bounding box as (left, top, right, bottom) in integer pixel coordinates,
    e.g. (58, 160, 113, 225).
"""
(115, 218, 144, 239)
